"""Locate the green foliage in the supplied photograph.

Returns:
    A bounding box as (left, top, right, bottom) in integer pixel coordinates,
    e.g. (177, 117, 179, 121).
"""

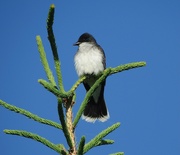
(0, 4, 146, 155)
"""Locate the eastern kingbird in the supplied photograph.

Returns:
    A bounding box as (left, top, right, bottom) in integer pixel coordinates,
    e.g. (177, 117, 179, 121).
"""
(74, 33, 109, 123)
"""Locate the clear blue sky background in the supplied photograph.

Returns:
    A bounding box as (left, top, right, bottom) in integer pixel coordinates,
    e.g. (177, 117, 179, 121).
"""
(0, 1, 179, 155)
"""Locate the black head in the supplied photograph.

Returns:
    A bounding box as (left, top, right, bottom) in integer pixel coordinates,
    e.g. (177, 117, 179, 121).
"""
(73, 33, 97, 46)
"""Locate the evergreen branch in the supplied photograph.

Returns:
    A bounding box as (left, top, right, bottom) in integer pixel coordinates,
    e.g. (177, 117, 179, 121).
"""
(47, 4, 65, 93)
(77, 136, 85, 155)
(38, 79, 71, 98)
(0, 100, 62, 130)
(110, 61, 146, 75)
(73, 68, 111, 128)
(109, 152, 124, 155)
(70, 61, 145, 94)
(3, 129, 67, 154)
(57, 99, 73, 149)
(83, 122, 120, 154)
(73, 61, 145, 127)
(36, 35, 56, 87)
(70, 76, 86, 92)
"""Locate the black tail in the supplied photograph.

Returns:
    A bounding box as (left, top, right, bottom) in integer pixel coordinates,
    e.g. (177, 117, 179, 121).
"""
(82, 81, 109, 122)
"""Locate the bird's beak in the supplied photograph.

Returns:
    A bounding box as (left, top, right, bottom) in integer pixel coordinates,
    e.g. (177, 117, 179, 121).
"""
(73, 42, 80, 46)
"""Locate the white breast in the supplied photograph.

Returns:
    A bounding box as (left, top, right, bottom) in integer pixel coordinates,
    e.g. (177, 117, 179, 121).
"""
(74, 42, 104, 77)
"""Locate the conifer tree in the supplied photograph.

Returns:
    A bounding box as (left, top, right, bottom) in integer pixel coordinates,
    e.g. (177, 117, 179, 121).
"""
(0, 4, 146, 155)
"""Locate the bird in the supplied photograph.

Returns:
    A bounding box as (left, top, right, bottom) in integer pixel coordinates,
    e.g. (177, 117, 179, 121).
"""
(73, 33, 109, 123)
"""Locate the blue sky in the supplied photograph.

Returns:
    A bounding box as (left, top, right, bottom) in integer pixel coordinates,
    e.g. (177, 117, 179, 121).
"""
(0, 1, 180, 155)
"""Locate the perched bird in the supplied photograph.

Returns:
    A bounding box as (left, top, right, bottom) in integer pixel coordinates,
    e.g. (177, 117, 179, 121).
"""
(74, 33, 109, 123)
